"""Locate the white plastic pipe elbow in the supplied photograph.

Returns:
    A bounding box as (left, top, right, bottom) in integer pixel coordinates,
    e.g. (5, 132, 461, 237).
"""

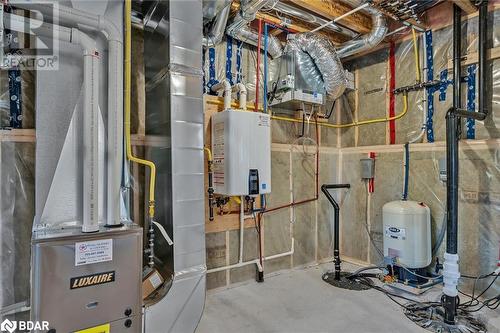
(232, 83, 247, 111)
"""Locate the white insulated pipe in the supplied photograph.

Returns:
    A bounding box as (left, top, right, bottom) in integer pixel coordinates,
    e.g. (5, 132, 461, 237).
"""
(5, 13, 100, 232)
(16, 3, 124, 227)
(212, 80, 232, 110)
(232, 83, 247, 111)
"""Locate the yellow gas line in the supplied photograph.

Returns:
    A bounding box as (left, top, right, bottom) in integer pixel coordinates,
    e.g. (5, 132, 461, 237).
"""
(207, 96, 408, 129)
(271, 93, 408, 129)
(125, 0, 156, 218)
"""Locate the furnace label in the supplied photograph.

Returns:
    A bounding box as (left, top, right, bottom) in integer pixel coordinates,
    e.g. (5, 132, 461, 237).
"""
(70, 271, 115, 290)
(75, 239, 113, 266)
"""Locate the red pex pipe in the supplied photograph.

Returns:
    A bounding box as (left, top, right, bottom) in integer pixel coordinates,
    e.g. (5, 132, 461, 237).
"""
(389, 41, 396, 144)
(255, 19, 263, 111)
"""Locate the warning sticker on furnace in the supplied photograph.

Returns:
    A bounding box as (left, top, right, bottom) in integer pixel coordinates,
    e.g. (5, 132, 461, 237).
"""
(75, 239, 113, 266)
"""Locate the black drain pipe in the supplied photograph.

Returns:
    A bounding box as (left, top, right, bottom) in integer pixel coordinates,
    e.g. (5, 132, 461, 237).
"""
(321, 184, 350, 281)
(444, 1, 488, 324)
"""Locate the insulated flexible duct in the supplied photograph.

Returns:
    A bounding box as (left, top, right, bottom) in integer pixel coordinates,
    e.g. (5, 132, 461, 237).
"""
(203, 3, 231, 47)
(226, 0, 282, 58)
(336, 1, 388, 58)
(288, 33, 347, 100)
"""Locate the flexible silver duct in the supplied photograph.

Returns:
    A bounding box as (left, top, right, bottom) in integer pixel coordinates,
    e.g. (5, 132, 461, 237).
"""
(226, 0, 283, 58)
(288, 33, 347, 100)
(270, 2, 358, 38)
(203, 3, 231, 47)
(336, 2, 388, 58)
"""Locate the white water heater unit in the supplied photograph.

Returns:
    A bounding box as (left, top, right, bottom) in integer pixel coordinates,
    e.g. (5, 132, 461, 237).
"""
(211, 110, 271, 196)
(383, 200, 432, 269)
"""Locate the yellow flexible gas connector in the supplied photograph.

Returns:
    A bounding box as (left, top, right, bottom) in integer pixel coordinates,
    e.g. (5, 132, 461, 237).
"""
(125, 0, 156, 218)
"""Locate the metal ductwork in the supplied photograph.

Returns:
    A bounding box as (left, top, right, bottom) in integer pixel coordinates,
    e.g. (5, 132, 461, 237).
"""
(270, 2, 358, 38)
(203, 3, 231, 47)
(203, 0, 232, 21)
(288, 33, 347, 100)
(336, 1, 388, 58)
(226, 0, 283, 58)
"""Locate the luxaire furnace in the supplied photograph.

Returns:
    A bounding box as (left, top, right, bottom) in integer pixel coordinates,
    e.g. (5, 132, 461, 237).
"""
(31, 226, 142, 332)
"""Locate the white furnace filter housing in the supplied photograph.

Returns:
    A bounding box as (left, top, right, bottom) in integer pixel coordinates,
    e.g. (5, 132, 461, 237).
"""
(211, 110, 271, 196)
(383, 200, 431, 269)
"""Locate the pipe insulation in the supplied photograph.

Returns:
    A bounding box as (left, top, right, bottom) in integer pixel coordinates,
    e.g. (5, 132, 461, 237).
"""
(288, 33, 347, 100)
(16, 3, 124, 226)
(226, 0, 282, 58)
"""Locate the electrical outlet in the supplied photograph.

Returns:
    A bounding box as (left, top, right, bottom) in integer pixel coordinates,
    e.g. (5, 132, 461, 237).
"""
(462, 190, 479, 202)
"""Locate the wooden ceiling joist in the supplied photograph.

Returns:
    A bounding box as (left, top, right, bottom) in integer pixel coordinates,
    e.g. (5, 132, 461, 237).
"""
(451, 0, 478, 14)
(286, 0, 372, 34)
(231, 2, 346, 44)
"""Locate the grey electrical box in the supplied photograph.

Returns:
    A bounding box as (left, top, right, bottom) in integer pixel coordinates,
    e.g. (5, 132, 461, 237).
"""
(439, 158, 447, 182)
(360, 158, 375, 179)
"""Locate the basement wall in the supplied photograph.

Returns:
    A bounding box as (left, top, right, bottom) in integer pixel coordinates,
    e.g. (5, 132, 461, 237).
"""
(339, 4, 500, 299)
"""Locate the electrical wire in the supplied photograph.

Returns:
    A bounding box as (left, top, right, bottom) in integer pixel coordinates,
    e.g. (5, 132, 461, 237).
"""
(364, 181, 384, 258)
(396, 260, 442, 280)
(458, 273, 499, 312)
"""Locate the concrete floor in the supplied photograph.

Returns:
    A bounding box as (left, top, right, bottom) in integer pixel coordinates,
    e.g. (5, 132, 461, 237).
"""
(197, 262, 429, 333)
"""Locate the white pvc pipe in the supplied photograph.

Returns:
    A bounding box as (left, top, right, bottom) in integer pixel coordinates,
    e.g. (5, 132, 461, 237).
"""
(239, 196, 244, 263)
(5, 13, 100, 233)
(81, 42, 100, 233)
(212, 80, 232, 111)
(16, 3, 124, 227)
(207, 239, 294, 274)
(232, 83, 247, 111)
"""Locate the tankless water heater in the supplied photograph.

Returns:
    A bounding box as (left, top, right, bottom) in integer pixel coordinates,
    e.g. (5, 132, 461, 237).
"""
(211, 110, 271, 196)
